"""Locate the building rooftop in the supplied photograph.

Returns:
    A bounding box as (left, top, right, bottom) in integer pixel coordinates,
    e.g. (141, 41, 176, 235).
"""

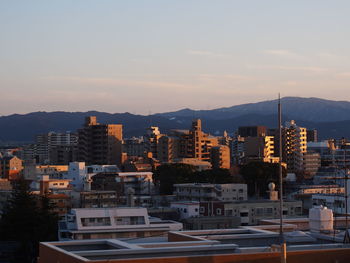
(39, 227, 350, 263)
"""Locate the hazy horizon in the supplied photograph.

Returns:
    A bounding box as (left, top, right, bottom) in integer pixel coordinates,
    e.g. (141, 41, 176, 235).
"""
(2, 1, 350, 115)
(1, 96, 349, 116)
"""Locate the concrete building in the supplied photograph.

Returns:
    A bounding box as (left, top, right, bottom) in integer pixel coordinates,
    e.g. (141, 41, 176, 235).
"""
(65, 162, 120, 191)
(303, 152, 321, 178)
(79, 191, 118, 208)
(144, 126, 162, 159)
(123, 137, 145, 157)
(157, 136, 179, 162)
(210, 145, 230, 169)
(0, 156, 23, 180)
(238, 126, 267, 137)
(244, 136, 278, 163)
(307, 129, 318, 142)
(39, 223, 350, 263)
(174, 183, 247, 202)
(170, 201, 200, 219)
(199, 200, 302, 226)
(156, 120, 219, 164)
(77, 116, 123, 166)
(58, 207, 183, 240)
(231, 135, 245, 165)
(49, 145, 77, 165)
(189, 119, 219, 162)
(115, 172, 154, 196)
(288, 184, 344, 212)
(283, 120, 307, 173)
(33, 131, 78, 164)
(311, 179, 350, 216)
(23, 162, 68, 181)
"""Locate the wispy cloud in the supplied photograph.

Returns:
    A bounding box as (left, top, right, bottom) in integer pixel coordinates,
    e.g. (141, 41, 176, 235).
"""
(197, 74, 252, 81)
(263, 49, 304, 60)
(317, 52, 341, 60)
(247, 64, 329, 73)
(335, 72, 350, 78)
(41, 76, 196, 90)
(187, 49, 225, 58)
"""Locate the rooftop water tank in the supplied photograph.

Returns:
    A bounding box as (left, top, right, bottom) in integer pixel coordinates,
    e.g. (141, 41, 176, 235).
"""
(309, 205, 333, 232)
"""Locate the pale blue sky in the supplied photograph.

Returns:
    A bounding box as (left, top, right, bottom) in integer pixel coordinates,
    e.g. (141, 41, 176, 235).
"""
(1, 1, 350, 115)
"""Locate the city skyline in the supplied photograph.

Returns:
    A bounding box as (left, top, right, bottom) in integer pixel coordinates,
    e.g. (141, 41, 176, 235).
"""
(2, 1, 350, 115)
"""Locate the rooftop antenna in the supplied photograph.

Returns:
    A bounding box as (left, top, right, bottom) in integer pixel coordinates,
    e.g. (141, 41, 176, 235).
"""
(278, 94, 287, 263)
(343, 143, 349, 242)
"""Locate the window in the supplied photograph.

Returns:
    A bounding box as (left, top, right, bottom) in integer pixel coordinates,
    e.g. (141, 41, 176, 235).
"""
(216, 208, 222, 215)
(256, 208, 264, 215)
(115, 216, 145, 225)
(200, 207, 205, 213)
(265, 208, 273, 214)
(81, 217, 111, 226)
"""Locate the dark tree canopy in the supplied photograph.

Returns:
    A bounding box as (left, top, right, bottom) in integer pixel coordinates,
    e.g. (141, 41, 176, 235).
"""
(0, 178, 58, 263)
(153, 164, 240, 194)
(239, 161, 286, 197)
(153, 163, 196, 194)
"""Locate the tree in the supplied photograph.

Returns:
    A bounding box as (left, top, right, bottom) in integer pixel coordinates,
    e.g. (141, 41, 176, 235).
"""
(192, 168, 239, 184)
(153, 164, 196, 194)
(153, 164, 243, 194)
(0, 178, 58, 263)
(240, 162, 286, 197)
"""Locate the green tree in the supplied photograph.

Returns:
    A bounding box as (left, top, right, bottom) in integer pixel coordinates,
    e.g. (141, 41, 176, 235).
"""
(240, 162, 286, 197)
(0, 178, 58, 263)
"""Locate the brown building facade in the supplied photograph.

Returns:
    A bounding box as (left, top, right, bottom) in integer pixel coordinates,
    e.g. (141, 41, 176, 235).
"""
(78, 116, 123, 166)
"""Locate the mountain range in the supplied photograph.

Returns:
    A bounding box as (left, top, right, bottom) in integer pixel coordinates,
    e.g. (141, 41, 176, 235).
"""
(1, 97, 350, 143)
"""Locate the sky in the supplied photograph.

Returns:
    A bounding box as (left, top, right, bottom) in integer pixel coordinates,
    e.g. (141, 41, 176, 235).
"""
(1, 0, 350, 115)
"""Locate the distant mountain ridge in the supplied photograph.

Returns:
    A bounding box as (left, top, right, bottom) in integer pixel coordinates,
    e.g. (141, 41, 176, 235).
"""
(157, 97, 350, 122)
(1, 97, 350, 143)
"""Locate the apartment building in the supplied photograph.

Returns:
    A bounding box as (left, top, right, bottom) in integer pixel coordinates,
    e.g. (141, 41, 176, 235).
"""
(210, 145, 231, 169)
(283, 120, 307, 173)
(200, 200, 302, 225)
(174, 183, 247, 202)
(58, 207, 183, 240)
(0, 156, 23, 180)
(144, 126, 162, 159)
(244, 136, 278, 163)
(77, 116, 123, 166)
(31, 131, 78, 164)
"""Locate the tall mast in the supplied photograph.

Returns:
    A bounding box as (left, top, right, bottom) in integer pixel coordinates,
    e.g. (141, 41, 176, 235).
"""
(278, 94, 286, 263)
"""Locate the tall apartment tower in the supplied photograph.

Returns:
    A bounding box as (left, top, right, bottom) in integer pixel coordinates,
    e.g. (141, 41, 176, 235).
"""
(144, 126, 162, 158)
(77, 116, 123, 166)
(283, 120, 307, 173)
(238, 126, 267, 137)
(189, 119, 218, 161)
(244, 136, 277, 163)
(210, 145, 231, 169)
(35, 131, 78, 164)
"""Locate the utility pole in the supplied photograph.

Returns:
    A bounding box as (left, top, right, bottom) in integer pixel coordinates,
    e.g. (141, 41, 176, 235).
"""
(278, 94, 287, 263)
